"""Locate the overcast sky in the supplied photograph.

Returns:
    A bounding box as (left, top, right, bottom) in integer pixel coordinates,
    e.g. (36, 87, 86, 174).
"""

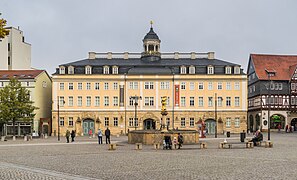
(2, 0, 297, 74)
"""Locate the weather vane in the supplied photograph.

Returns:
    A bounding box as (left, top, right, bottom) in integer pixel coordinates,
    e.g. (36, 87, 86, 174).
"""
(150, 20, 153, 28)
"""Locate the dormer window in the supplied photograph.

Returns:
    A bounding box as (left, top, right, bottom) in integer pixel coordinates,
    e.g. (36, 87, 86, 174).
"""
(112, 66, 118, 74)
(103, 66, 110, 74)
(207, 66, 214, 74)
(225, 66, 232, 74)
(234, 66, 240, 74)
(180, 66, 187, 74)
(189, 66, 195, 74)
(85, 66, 92, 74)
(68, 66, 74, 74)
(59, 66, 65, 74)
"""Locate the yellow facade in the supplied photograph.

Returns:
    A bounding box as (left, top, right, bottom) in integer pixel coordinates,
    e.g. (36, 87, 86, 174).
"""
(52, 73, 247, 136)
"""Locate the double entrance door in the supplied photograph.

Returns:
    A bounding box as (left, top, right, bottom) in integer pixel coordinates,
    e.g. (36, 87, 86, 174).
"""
(143, 119, 156, 130)
(83, 119, 94, 136)
(205, 120, 216, 135)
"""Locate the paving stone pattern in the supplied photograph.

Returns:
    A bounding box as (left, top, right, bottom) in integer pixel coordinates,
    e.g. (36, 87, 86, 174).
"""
(0, 132, 297, 180)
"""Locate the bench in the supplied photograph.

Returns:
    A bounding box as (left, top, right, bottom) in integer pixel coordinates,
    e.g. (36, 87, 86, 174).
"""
(108, 143, 117, 150)
(135, 143, 142, 150)
(256, 141, 273, 148)
(219, 141, 253, 149)
(198, 142, 207, 149)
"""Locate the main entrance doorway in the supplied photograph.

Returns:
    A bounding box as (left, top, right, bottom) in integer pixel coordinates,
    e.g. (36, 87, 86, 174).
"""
(205, 119, 216, 135)
(291, 118, 297, 131)
(143, 119, 156, 130)
(83, 119, 94, 136)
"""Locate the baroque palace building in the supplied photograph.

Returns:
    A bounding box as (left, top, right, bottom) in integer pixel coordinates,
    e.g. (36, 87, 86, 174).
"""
(52, 25, 247, 136)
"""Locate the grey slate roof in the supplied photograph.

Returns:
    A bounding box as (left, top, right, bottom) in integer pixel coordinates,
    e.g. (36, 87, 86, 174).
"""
(54, 57, 244, 75)
(143, 27, 160, 41)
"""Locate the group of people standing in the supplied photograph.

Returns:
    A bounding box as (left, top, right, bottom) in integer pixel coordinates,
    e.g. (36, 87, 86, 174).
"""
(65, 128, 111, 144)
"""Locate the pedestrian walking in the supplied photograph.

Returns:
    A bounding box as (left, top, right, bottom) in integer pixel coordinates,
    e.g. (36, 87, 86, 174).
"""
(71, 130, 76, 142)
(89, 129, 93, 138)
(66, 129, 70, 143)
(177, 133, 183, 149)
(105, 127, 111, 144)
(278, 124, 281, 133)
(98, 129, 103, 144)
(285, 124, 289, 133)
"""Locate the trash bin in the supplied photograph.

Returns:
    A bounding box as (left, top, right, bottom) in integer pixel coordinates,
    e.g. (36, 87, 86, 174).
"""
(240, 132, 246, 142)
(227, 131, 230, 138)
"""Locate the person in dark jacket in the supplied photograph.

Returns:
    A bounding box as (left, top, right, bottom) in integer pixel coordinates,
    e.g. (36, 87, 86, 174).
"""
(65, 130, 70, 143)
(105, 128, 111, 144)
(251, 130, 263, 146)
(177, 133, 183, 149)
(71, 130, 76, 142)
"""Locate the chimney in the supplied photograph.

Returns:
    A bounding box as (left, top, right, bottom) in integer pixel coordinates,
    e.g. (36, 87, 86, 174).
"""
(174, 52, 179, 59)
(124, 52, 129, 59)
(191, 52, 196, 59)
(89, 52, 96, 59)
(208, 52, 215, 59)
(107, 52, 112, 59)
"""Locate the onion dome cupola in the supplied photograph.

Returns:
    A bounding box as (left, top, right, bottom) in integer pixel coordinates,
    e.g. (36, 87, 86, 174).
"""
(141, 21, 161, 62)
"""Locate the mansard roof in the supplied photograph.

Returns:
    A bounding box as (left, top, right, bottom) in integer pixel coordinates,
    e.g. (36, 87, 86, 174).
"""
(251, 54, 297, 81)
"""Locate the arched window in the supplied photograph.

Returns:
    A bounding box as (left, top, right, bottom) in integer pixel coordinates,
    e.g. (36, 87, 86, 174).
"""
(112, 66, 118, 74)
(148, 45, 154, 51)
(225, 66, 232, 74)
(234, 66, 240, 74)
(207, 66, 214, 74)
(59, 66, 65, 74)
(189, 66, 195, 74)
(68, 66, 74, 74)
(103, 66, 110, 74)
(180, 66, 187, 74)
(85, 66, 92, 74)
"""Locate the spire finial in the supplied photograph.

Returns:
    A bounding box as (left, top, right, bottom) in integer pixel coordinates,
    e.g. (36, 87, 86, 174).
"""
(150, 20, 153, 28)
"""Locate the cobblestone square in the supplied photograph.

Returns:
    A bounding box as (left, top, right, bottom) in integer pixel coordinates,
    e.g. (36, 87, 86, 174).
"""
(0, 132, 297, 180)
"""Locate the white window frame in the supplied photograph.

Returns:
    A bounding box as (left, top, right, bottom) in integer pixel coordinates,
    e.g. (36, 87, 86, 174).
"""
(199, 97, 203, 107)
(207, 66, 214, 74)
(95, 96, 100, 106)
(235, 82, 240, 90)
(235, 117, 240, 127)
(218, 97, 223, 107)
(59, 66, 65, 74)
(68, 83, 74, 90)
(180, 66, 187, 74)
(190, 97, 195, 106)
(86, 82, 91, 90)
(160, 82, 170, 90)
(189, 82, 195, 90)
(113, 96, 118, 106)
(104, 82, 109, 90)
(78, 96, 82, 106)
(59, 83, 64, 90)
(86, 96, 91, 107)
(190, 118, 195, 127)
(226, 97, 231, 106)
(198, 82, 204, 90)
(234, 66, 240, 74)
(95, 82, 100, 90)
(235, 97, 240, 107)
(113, 117, 118, 127)
(113, 82, 118, 90)
(226, 82, 231, 90)
(68, 66, 74, 74)
(68, 96, 73, 107)
(189, 66, 195, 74)
(104, 96, 109, 106)
(225, 66, 232, 74)
(59, 117, 64, 126)
(181, 82, 186, 90)
(112, 66, 118, 74)
(103, 66, 109, 74)
(85, 66, 92, 74)
(104, 117, 109, 127)
(181, 97, 186, 107)
(208, 82, 213, 90)
(78, 82, 82, 90)
(218, 82, 222, 90)
(68, 117, 74, 126)
(208, 97, 213, 107)
(226, 117, 231, 128)
(181, 118, 186, 127)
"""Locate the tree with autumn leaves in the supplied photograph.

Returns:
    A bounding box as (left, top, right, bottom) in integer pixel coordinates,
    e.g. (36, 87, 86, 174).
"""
(0, 13, 9, 39)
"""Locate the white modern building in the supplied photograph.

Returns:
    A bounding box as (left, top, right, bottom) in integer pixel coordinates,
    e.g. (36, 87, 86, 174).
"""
(0, 27, 31, 70)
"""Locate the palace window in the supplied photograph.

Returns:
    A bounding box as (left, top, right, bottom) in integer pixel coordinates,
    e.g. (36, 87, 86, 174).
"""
(217, 82, 222, 90)
(78, 83, 82, 90)
(113, 82, 118, 90)
(104, 117, 109, 127)
(181, 82, 186, 90)
(95, 96, 100, 106)
(86, 96, 91, 106)
(190, 118, 195, 127)
(225, 66, 232, 74)
(226, 82, 231, 90)
(190, 97, 195, 106)
(95, 82, 100, 90)
(189, 66, 195, 74)
(86, 83, 91, 90)
(113, 96, 118, 106)
(208, 97, 213, 107)
(68, 83, 74, 90)
(208, 82, 213, 90)
(199, 97, 203, 107)
(180, 66, 187, 74)
(181, 97, 186, 106)
(181, 118, 186, 127)
(144, 82, 154, 89)
(59, 96, 65, 107)
(207, 66, 214, 74)
(218, 97, 223, 107)
(198, 82, 204, 90)
(59, 117, 64, 126)
(85, 66, 92, 74)
(59, 66, 65, 74)
(68, 66, 74, 74)
(129, 82, 138, 89)
(113, 117, 118, 127)
(68, 96, 73, 106)
(68, 117, 74, 127)
(226, 117, 231, 128)
(103, 66, 110, 74)
(144, 97, 154, 106)
(226, 97, 231, 106)
(235, 97, 240, 106)
(235, 82, 240, 90)
(59, 83, 64, 90)
(189, 82, 195, 90)
(78, 96, 82, 106)
(104, 82, 109, 90)
(234, 66, 240, 74)
(129, 118, 134, 127)
(104, 96, 109, 106)
(112, 66, 118, 74)
(160, 82, 170, 90)
(235, 117, 240, 127)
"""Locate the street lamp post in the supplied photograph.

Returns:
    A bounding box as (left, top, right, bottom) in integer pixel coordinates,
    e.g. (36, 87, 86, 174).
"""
(57, 96, 65, 141)
(265, 69, 274, 141)
(130, 95, 142, 130)
(215, 93, 218, 138)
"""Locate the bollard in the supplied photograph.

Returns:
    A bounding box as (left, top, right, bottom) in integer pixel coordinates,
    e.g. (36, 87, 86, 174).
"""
(1, 136, 5, 141)
(12, 136, 16, 141)
(24, 136, 27, 141)
(135, 143, 142, 150)
(265, 141, 273, 148)
(45, 134, 48, 139)
(109, 144, 116, 150)
(153, 143, 160, 150)
(200, 142, 207, 149)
